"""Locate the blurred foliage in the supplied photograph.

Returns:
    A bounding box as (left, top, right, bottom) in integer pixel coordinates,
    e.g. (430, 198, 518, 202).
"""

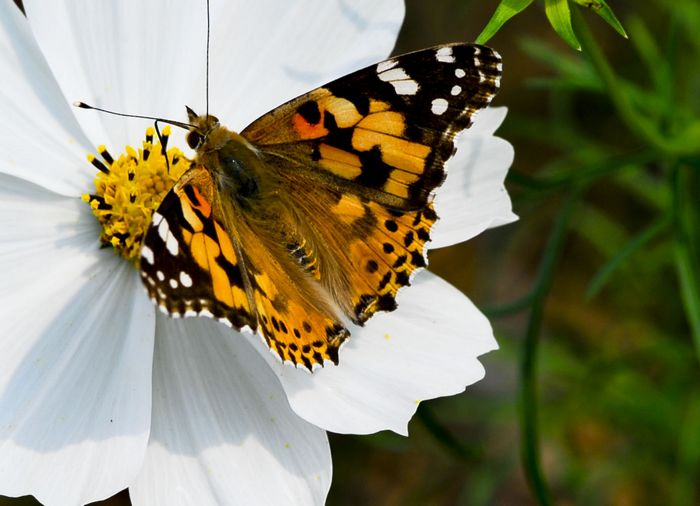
(3, 0, 700, 505)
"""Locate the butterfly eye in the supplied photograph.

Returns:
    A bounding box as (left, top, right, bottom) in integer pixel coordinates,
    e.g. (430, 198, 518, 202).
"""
(187, 131, 203, 149)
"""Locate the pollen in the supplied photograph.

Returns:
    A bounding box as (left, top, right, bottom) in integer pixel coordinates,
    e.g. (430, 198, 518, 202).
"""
(83, 126, 189, 265)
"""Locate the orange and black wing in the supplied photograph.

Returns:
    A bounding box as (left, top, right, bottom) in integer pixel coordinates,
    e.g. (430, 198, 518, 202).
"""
(140, 165, 348, 369)
(241, 43, 501, 209)
(241, 43, 502, 324)
(140, 166, 256, 330)
(140, 43, 502, 369)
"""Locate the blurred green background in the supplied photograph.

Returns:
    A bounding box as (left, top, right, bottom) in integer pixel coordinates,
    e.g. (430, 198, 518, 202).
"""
(3, 0, 699, 505)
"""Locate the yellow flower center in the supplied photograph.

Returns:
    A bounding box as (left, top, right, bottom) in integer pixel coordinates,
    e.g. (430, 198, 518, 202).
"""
(82, 126, 189, 265)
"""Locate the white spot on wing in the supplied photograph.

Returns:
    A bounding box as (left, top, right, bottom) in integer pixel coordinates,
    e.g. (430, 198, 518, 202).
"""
(165, 233, 179, 256)
(376, 59, 398, 73)
(141, 245, 154, 265)
(380, 67, 410, 82)
(156, 215, 179, 255)
(378, 67, 419, 95)
(455, 68, 466, 78)
(157, 217, 169, 241)
(156, 271, 165, 281)
(436, 46, 455, 63)
(451, 85, 462, 96)
(180, 271, 193, 287)
(431, 98, 449, 115)
(390, 80, 419, 95)
(169, 279, 178, 289)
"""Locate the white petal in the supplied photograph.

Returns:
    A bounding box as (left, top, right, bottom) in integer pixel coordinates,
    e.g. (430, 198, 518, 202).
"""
(0, 2, 93, 196)
(0, 174, 155, 505)
(467, 106, 509, 136)
(23, 0, 404, 153)
(23, 0, 209, 151)
(130, 316, 331, 506)
(431, 107, 517, 249)
(206, 0, 405, 129)
(252, 271, 498, 436)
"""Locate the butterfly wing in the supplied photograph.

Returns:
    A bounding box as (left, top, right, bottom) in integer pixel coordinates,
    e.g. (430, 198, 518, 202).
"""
(140, 165, 256, 330)
(141, 165, 349, 369)
(241, 43, 501, 209)
(241, 43, 501, 323)
(140, 43, 502, 369)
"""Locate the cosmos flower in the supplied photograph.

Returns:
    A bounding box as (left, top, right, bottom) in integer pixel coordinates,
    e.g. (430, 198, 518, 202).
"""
(0, 0, 515, 504)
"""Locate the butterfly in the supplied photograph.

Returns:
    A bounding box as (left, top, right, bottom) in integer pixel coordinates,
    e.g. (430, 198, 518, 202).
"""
(139, 43, 502, 370)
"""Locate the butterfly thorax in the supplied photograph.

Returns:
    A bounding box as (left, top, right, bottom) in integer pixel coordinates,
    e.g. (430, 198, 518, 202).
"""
(187, 113, 306, 266)
(188, 113, 268, 209)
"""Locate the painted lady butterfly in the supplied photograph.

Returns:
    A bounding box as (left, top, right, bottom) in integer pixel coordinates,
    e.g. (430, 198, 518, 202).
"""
(139, 43, 502, 370)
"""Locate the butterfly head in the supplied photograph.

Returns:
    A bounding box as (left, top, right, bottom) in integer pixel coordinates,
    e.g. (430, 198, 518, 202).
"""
(185, 106, 220, 150)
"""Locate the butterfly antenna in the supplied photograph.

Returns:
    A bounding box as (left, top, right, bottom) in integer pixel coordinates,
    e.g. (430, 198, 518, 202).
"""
(205, 0, 211, 117)
(74, 102, 195, 173)
(74, 102, 194, 131)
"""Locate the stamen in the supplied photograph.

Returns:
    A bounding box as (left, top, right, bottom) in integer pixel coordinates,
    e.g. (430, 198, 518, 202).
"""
(87, 153, 109, 174)
(143, 127, 154, 161)
(98, 145, 114, 165)
(83, 128, 190, 265)
(161, 125, 171, 151)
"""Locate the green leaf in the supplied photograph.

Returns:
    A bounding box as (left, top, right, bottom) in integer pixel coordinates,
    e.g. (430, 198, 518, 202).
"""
(545, 0, 581, 50)
(586, 217, 671, 299)
(475, 0, 535, 44)
(572, 0, 628, 38)
(519, 37, 600, 89)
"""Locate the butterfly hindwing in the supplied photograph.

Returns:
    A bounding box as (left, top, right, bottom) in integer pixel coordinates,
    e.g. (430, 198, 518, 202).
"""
(238, 244, 349, 368)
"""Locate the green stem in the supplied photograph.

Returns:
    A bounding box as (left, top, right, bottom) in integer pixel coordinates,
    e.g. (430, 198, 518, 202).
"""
(587, 216, 671, 299)
(672, 388, 700, 506)
(574, 11, 694, 156)
(483, 291, 535, 318)
(672, 165, 700, 363)
(416, 404, 481, 462)
(519, 188, 582, 505)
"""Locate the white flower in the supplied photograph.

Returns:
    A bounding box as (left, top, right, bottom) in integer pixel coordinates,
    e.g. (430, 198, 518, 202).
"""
(0, 0, 515, 505)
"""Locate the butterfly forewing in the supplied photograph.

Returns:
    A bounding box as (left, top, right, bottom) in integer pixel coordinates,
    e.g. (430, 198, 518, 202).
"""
(140, 166, 256, 329)
(241, 43, 501, 209)
(140, 43, 502, 370)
